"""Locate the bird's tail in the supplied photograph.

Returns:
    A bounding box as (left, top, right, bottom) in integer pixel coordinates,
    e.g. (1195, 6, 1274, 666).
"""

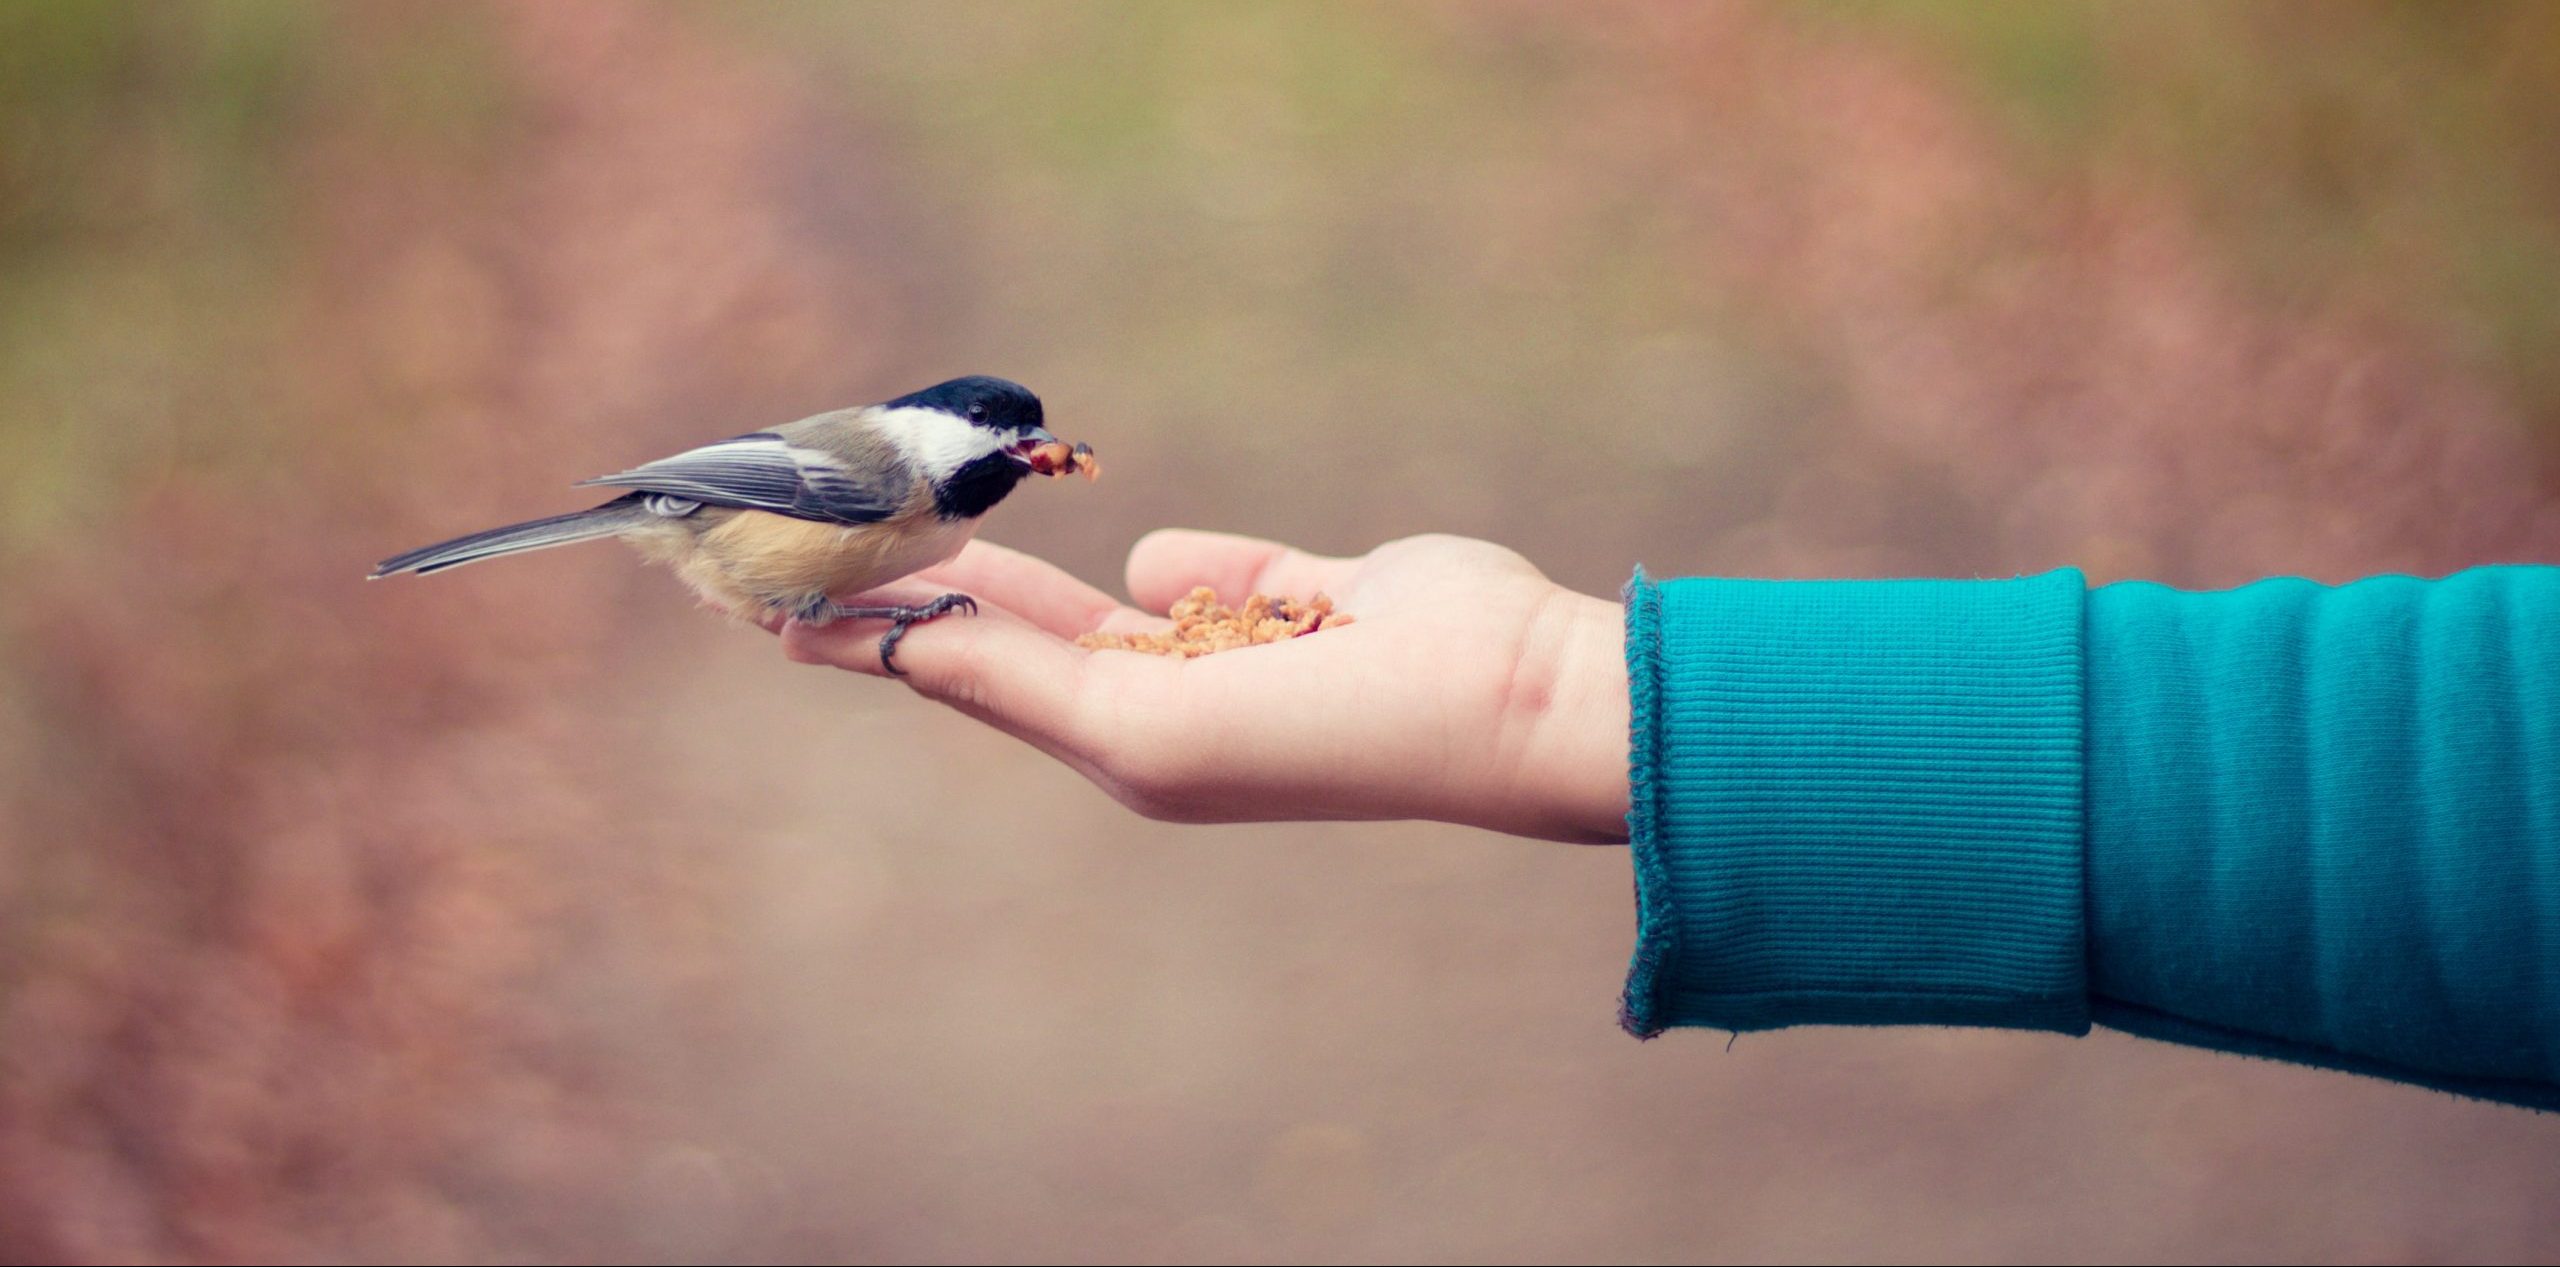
(370, 498, 648, 578)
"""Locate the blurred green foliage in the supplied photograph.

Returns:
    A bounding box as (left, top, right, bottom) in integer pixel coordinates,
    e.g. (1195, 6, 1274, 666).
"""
(727, 3, 1815, 577)
(0, 1, 313, 254)
(1822, 0, 2560, 430)
(0, 2, 519, 549)
(0, 2, 315, 545)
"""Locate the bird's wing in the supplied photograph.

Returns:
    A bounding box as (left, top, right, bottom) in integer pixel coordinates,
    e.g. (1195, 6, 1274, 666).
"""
(577, 430, 900, 525)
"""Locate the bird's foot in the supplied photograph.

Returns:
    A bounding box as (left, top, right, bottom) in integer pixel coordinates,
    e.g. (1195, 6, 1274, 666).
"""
(803, 592, 979, 676)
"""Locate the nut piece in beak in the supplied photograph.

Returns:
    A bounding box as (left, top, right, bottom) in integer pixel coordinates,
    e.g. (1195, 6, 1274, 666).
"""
(1022, 439, 1101, 481)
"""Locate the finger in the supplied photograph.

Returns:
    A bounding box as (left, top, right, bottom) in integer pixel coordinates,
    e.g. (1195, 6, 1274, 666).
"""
(1091, 607, 1174, 637)
(1123, 528, 1359, 614)
(779, 582, 1093, 753)
(914, 540, 1136, 638)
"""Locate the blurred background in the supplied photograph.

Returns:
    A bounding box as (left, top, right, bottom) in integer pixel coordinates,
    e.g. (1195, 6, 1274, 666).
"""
(4, 2, 2559, 1261)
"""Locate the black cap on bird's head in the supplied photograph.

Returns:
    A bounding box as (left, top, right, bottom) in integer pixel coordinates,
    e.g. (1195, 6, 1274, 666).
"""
(886, 375, 1046, 435)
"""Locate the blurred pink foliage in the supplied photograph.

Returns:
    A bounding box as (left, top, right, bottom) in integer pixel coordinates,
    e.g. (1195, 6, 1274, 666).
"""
(1, 2, 2554, 1262)
(3, 4, 893, 1256)
(1540, 4, 2560, 584)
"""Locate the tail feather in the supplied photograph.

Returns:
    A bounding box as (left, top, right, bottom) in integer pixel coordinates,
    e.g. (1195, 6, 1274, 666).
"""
(371, 499, 646, 578)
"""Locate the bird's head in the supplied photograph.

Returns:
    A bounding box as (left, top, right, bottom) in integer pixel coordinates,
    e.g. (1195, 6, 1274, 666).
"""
(875, 375, 1062, 519)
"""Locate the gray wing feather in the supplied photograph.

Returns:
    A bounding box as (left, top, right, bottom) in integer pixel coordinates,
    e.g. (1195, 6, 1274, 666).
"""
(577, 430, 897, 525)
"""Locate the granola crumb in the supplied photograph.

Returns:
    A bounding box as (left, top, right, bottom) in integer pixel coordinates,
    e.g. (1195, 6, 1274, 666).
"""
(1076, 587, 1353, 657)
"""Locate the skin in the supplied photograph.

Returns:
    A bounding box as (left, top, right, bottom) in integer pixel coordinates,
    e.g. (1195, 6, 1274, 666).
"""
(765, 530, 1633, 844)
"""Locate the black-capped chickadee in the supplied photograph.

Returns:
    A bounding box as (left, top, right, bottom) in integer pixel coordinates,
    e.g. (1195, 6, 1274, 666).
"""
(372, 375, 1085, 673)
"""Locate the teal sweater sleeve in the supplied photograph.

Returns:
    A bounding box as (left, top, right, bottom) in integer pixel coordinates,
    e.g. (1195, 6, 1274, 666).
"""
(1621, 565, 2560, 1109)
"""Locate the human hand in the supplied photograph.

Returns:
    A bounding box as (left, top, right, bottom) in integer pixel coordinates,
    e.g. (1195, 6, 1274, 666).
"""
(771, 531, 1632, 844)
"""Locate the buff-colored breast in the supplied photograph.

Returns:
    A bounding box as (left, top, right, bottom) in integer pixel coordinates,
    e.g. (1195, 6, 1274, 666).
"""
(625, 485, 982, 618)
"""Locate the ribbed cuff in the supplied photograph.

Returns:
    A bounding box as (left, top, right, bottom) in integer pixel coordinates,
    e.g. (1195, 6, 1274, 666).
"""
(1621, 569, 2092, 1038)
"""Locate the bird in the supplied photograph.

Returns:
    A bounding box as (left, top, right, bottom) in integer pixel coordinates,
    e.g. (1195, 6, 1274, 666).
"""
(372, 375, 1083, 674)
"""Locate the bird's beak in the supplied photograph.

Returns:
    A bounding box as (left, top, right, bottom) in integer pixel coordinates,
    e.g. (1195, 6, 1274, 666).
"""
(1007, 427, 1062, 465)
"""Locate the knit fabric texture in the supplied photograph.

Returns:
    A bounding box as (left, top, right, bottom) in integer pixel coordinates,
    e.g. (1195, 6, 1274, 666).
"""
(1621, 569, 2091, 1037)
(2085, 568, 2560, 1109)
(1622, 563, 2560, 1110)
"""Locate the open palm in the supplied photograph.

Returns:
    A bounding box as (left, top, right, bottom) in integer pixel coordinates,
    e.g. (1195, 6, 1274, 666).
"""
(773, 530, 1631, 843)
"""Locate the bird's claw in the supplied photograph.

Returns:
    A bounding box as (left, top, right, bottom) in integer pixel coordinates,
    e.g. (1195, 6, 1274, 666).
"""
(808, 592, 980, 676)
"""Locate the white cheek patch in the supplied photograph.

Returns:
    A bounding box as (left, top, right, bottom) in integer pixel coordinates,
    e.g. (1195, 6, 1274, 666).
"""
(869, 405, 1006, 481)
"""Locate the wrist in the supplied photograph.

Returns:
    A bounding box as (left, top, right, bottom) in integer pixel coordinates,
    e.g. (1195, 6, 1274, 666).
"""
(1502, 589, 1632, 843)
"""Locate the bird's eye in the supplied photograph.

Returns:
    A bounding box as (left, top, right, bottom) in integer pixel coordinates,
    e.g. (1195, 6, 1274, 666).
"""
(967, 403, 987, 421)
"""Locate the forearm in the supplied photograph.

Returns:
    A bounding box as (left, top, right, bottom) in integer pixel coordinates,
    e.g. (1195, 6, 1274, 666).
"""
(1622, 564, 2560, 1108)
